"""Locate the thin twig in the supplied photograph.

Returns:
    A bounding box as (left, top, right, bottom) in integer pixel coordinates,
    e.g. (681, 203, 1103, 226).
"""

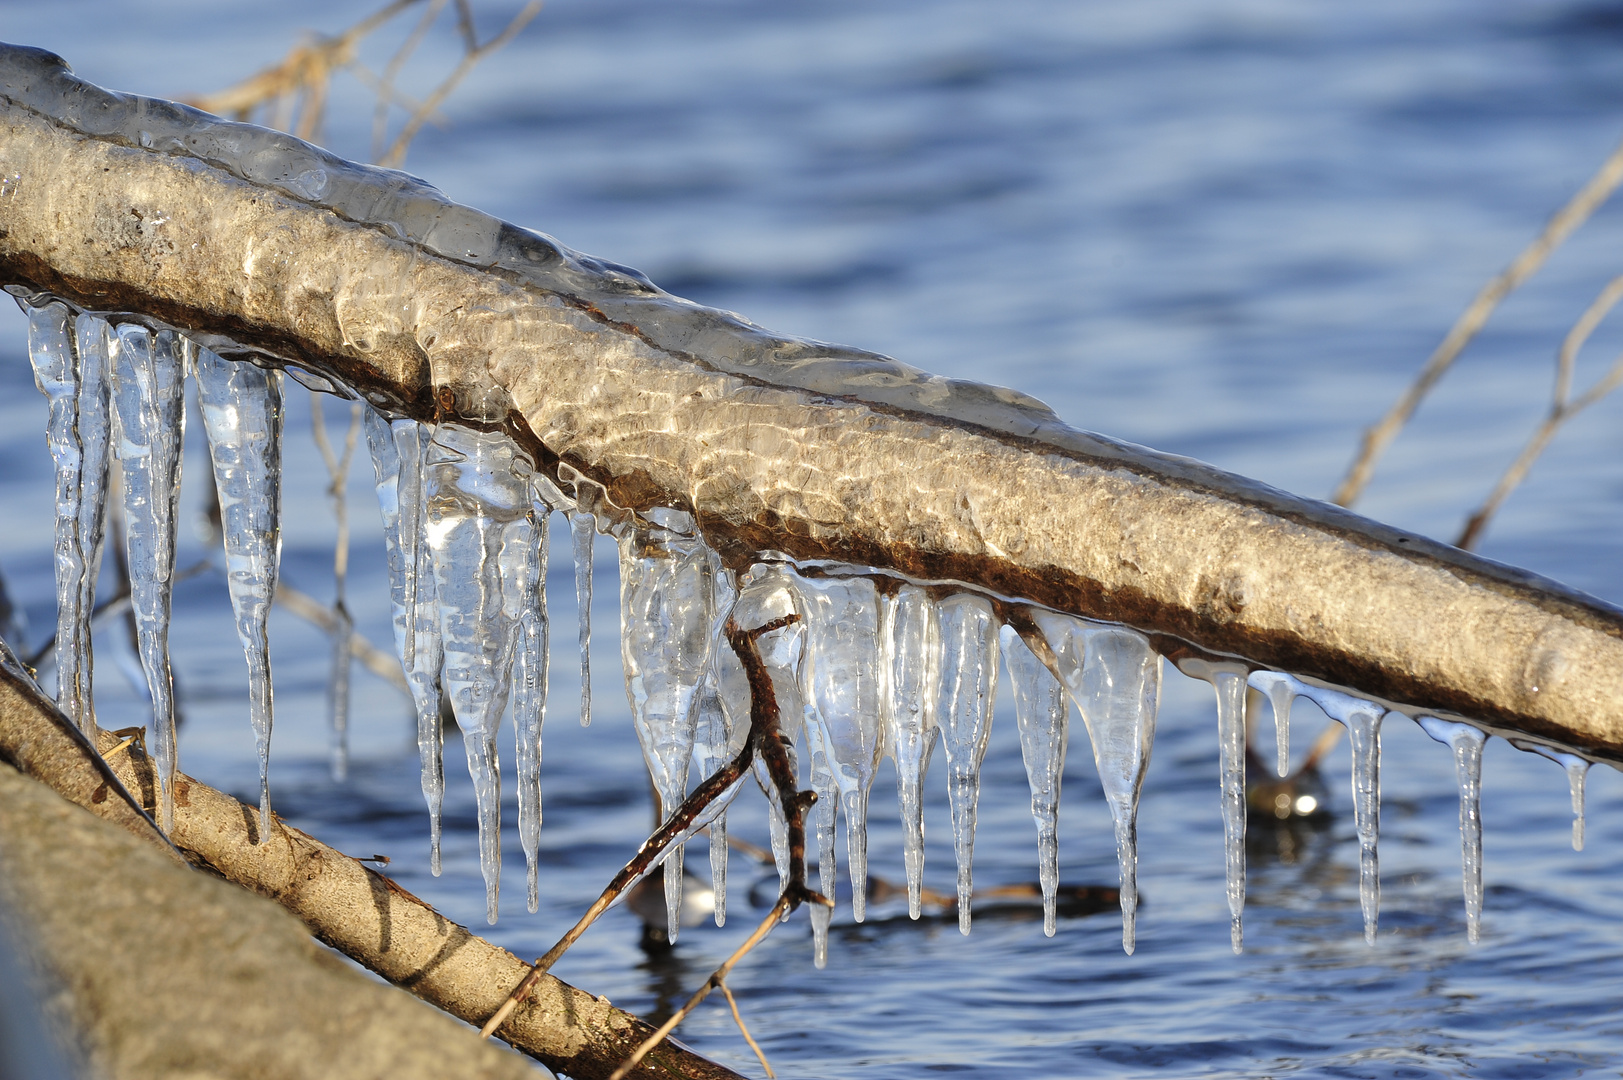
(1332, 132, 1623, 508)
(479, 613, 813, 1042)
(378, 0, 544, 168)
(719, 980, 774, 1080)
(1456, 273, 1623, 549)
(608, 899, 795, 1080)
(371, 0, 451, 161)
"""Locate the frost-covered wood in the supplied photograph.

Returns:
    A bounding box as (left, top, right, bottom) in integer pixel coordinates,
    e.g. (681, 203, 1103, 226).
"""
(2, 44, 1622, 762)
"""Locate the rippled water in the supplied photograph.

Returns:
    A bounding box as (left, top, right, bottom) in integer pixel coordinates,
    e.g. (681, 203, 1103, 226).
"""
(5, 1, 1623, 1076)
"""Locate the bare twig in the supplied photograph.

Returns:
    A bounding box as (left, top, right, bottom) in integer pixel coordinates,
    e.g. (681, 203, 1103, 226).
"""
(719, 981, 774, 1080)
(187, 0, 422, 128)
(479, 613, 814, 1042)
(1456, 274, 1623, 549)
(378, 0, 544, 168)
(371, 0, 452, 161)
(609, 899, 795, 1080)
(1332, 133, 1623, 508)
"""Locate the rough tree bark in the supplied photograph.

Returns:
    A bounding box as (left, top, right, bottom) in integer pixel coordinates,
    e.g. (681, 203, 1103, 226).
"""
(0, 49, 1618, 753)
(0, 645, 742, 1080)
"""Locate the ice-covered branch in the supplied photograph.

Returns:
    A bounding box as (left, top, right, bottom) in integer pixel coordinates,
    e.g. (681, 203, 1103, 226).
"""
(2, 41, 1622, 772)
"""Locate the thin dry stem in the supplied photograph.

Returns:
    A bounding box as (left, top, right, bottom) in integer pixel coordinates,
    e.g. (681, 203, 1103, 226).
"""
(719, 981, 774, 1080)
(608, 898, 795, 1080)
(1333, 133, 1623, 508)
(1456, 273, 1623, 549)
(378, 0, 544, 168)
(372, 0, 453, 160)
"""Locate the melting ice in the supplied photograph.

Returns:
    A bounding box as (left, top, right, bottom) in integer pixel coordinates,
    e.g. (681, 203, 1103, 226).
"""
(424, 424, 538, 923)
(1000, 625, 1067, 937)
(109, 323, 186, 833)
(194, 344, 283, 838)
(883, 585, 941, 920)
(1420, 717, 1487, 943)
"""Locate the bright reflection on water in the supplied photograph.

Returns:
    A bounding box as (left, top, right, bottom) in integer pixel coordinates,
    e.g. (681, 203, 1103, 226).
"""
(5, 1, 1623, 1076)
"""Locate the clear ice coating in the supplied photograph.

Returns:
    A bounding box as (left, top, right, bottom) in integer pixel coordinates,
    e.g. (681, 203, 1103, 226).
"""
(1511, 739, 1591, 851)
(1000, 625, 1068, 936)
(1032, 609, 1160, 954)
(424, 424, 537, 923)
(1248, 670, 1296, 778)
(511, 498, 550, 914)
(193, 344, 283, 838)
(619, 510, 721, 940)
(571, 512, 595, 727)
(25, 302, 90, 730)
(365, 412, 448, 874)
(882, 585, 942, 920)
(109, 323, 186, 832)
(797, 574, 888, 927)
(935, 592, 1001, 935)
(1420, 717, 1487, 943)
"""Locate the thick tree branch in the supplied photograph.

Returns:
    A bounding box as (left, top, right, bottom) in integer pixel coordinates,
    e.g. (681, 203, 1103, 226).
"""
(3, 45, 1623, 760)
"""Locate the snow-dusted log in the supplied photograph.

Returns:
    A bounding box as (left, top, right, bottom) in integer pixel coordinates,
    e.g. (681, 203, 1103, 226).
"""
(4, 45, 1623, 761)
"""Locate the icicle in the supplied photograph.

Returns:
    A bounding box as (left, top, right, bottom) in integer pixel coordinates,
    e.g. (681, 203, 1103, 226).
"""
(1207, 667, 1249, 952)
(810, 749, 836, 967)
(571, 512, 595, 727)
(365, 414, 448, 873)
(424, 424, 535, 923)
(1418, 717, 1486, 943)
(619, 511, 721, 941)
(26, 302, 89, 728)
(1292, 682, 1385, 945)
(796, 574, 887, 925)
(1032, 610, 1160, 955)
(512, 501, 550, 914)
(194, 345, 283, 838)
(693, 569, 741, 925)
(71, 315, 113, 732)
(882, 585, 941, 920)
(108, 324, 185, 832)
(999, 625, 1067, 936)
(935, 592, 1000, 935)
(1510, 739, 1591, 852)
(1247, 670, 1296, 778)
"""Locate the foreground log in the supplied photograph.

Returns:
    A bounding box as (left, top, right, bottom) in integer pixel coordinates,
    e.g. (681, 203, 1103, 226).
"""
(0, 42, 1620, 762)
(0, 647, 742, 1080)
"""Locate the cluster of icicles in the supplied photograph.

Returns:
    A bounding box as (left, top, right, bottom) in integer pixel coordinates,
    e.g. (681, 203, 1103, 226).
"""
(19, 295, 1598, 959)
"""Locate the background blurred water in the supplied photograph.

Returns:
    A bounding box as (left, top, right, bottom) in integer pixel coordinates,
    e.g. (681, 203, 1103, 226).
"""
(5, 1, 1623, 1076)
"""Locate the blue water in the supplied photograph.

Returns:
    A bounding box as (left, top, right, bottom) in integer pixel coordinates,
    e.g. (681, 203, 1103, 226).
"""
(4, 1, 1623, 1076)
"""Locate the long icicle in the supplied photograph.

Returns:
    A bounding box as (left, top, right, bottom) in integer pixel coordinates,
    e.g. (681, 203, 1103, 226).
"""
(424, 424, 533, 923)
(512, 498, 550, 913)
(571, 512, 594, 727)
(194, 344, 283, 838)
(618, 512, 717, 941)
(25, 301, 87, 728)
(108, 323, 185, 832)
(796, 574, 887, 928)
(1033, 609, 1160, 955)
(1190, 664, 1250, 953)
(884, 585, 941, 920)
(1000, 624, 1068, 937)
(1419, 717, 1487, 943)
(935, 592, 1000, 936)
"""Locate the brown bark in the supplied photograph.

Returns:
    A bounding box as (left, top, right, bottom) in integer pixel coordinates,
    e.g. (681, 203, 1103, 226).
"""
(0, 653, 742, 1080)
(2, 45, 1622, 761)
